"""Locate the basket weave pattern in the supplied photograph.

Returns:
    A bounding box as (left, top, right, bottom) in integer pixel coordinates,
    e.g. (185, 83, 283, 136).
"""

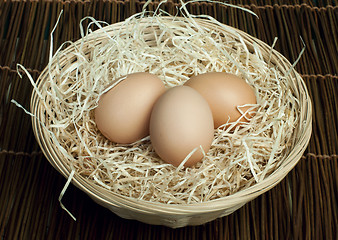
(30, 16, 312, 228)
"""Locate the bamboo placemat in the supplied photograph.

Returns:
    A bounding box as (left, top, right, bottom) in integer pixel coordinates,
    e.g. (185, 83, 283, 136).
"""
(0, 0, 337, 239)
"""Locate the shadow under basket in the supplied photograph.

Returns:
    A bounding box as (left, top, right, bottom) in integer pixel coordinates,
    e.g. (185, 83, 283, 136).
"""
(30, 16, 312, 228)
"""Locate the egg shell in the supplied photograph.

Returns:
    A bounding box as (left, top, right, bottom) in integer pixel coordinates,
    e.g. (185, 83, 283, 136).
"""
(149, 86, 214, 167)
(95, 72, 166, 144)
(184, 72, 257, 128)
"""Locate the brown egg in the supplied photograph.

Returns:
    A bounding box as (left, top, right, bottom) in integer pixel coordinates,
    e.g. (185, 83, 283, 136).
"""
(149, 86, 214, 167)
(184, 72, 257, 128)
(95, 72, 166, 144)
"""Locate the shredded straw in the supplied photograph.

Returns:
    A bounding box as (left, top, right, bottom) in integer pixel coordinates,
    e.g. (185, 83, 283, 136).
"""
(16, 2, 304, 206)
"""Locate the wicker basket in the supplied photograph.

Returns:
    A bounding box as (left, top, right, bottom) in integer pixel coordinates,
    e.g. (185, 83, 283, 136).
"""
(30, 16, 312, 228)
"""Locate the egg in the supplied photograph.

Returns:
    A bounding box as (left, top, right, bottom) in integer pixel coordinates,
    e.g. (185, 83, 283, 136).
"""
(95, 72, 166, 144)
(149, 86, 214, 167)
(184, 72, 257, 128)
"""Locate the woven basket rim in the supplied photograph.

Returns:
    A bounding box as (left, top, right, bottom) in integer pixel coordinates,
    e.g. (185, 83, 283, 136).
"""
(30, 16, 312, 215)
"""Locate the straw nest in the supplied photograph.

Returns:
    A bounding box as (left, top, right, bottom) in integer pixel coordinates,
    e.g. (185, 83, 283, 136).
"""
(27, 5, 312, 227)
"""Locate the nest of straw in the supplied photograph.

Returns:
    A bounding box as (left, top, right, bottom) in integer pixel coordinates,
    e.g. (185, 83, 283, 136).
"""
(29, 8, 311, 209)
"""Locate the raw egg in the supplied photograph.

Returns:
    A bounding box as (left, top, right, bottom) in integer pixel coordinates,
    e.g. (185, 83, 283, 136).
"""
(184, 72, 257, 128)
(95, 72, 166, 144)
(149, 86, 214, 167)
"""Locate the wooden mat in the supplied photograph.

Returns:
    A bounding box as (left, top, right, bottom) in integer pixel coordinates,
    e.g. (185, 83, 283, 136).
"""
(1, 0, 337, 239)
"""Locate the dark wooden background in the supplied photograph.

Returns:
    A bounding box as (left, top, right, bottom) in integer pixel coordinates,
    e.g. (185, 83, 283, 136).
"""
(0, 1, 337, 239)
